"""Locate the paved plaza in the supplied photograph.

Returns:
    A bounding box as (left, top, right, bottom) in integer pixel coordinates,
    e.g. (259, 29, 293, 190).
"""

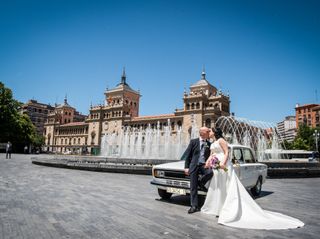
(0, 154, 320, 239)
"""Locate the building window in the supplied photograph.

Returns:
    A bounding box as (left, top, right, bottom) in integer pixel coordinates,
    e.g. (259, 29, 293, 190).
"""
(205, 118, 211, 128)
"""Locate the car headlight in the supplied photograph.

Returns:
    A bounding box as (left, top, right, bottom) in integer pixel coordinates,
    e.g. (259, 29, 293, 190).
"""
(154, 170, 165, 178)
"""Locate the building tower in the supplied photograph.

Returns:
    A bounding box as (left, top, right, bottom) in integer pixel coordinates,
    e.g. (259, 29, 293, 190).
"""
(87, 69, 141, 152)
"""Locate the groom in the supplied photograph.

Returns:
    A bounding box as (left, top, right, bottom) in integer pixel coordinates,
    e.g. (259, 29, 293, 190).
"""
(182, 127, 213, 214)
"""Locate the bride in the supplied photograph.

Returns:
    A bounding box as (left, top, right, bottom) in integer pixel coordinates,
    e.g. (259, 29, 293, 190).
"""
(201, 128, 304, 230)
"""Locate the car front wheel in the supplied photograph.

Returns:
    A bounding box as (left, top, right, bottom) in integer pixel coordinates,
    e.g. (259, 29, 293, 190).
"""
(250, 177, 262, 196)
(158, 188, 172, 200)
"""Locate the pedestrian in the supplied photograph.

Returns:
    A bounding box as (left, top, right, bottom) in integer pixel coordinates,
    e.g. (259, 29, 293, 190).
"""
(6, 141, 12, 159)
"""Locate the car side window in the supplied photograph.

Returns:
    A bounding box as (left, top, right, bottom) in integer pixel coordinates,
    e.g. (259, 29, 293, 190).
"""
(233, 148, 243, 164)
(243, 149, 255, 163)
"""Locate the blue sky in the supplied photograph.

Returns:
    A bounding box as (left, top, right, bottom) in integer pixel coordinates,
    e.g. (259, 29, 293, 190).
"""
(1, 0, 319, 123)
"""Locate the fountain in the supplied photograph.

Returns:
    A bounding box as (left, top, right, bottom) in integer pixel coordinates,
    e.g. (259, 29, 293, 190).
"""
(101, 116, 284, 161)
(101, 119, 192, 160)
(215, 116, 284, 161)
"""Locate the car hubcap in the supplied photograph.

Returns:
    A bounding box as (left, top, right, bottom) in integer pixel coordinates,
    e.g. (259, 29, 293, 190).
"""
(256, 180, 261, 192)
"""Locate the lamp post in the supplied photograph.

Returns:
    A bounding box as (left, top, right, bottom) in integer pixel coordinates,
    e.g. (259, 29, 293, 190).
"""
(313, 129, 320, 152)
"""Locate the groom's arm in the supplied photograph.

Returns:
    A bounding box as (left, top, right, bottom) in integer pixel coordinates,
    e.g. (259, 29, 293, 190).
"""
(181, 140, 194, 172)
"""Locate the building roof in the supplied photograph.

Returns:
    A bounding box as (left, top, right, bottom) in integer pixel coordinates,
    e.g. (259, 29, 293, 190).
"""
(106, 68, 140, 95)
(22, 99, 54, 109)
(56, 96, 74, 109)
(108, 83, 140, 95)
(312, 105, 320, 111)
(190, 70, 214, 88)
(131, 114, 176, 121)
(295, 103, 320, 109)
(60, 122, 88, 127)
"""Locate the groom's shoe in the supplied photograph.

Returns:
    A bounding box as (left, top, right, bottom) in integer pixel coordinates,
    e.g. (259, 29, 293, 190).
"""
(188, 207, 200, 214)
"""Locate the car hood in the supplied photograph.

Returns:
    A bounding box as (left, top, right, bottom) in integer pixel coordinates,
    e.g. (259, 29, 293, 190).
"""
(153, 160, 185, 170)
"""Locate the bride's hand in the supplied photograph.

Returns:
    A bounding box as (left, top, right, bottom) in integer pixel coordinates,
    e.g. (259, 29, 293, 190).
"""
(205, 160, 211, 168)
(219, 162, 226, 169)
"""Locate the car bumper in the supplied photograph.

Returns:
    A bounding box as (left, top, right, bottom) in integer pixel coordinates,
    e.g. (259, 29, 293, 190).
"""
(150, 178, 207, 196)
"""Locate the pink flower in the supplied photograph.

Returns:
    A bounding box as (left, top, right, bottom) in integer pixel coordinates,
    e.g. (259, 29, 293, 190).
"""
(209, 155, 228, 172)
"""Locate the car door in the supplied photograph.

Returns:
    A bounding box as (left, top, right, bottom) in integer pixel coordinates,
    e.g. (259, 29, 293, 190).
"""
(242, 148, 257, 187)
(232, 147, 244, 183)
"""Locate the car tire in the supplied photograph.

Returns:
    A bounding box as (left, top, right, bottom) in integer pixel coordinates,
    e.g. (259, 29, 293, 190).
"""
(158, 189, 172, 200)
(250, 176, 262, 197)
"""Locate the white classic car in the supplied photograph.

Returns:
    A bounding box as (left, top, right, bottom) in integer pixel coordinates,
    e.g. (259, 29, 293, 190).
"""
(151, 145, 268, 200)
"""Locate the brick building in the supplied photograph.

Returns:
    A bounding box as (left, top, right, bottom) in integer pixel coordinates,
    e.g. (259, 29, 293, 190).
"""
(295, 104, 320, 128)
(20, 100, 55, 135)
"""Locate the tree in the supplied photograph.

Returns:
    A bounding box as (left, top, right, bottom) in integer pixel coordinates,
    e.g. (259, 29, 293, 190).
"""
(32, 133, 45, 148)
(292, 138, 309, 150)
(292, 124, 320, 151)
(0, 82, 38, 152)
(281, 140, 293, 150)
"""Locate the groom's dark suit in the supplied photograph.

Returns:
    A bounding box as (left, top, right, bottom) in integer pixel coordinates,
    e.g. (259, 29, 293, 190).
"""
(182, 138, 213, 208)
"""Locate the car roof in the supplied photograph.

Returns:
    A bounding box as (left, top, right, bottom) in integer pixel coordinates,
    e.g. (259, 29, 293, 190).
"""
(228, 144, 251, 149)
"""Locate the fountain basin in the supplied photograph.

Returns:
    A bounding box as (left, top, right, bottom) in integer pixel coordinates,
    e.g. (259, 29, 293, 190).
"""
(31, 155, 320, 178)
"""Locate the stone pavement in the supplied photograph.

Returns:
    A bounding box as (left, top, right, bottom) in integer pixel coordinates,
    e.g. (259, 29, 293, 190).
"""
(0, 154, 320, 239)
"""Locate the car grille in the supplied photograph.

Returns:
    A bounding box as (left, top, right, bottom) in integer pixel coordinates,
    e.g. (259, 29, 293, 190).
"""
(164, 170, 187, 179)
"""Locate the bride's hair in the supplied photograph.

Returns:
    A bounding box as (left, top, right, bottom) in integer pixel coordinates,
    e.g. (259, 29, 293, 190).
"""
(213, 127, 224, 140)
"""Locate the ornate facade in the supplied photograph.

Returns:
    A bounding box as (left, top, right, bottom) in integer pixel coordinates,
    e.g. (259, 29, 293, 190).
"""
(44, 69, 230, 155)
(44, 97, 87, 154)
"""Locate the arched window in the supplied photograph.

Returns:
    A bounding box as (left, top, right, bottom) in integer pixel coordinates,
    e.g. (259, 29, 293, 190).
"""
(196, 102, 200, 109)
(47, 133, 51, 145)
(91, 131, 96, 145)
(205, 118, 211, 128)
(186, 103, 190, 110)
(191, 103, 195, 109)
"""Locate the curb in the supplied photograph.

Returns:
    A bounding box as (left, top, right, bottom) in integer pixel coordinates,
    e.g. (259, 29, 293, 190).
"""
(31, 157, 320, 178)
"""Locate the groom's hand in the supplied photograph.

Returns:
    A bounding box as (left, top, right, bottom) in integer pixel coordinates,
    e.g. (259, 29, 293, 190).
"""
(184, 168, 189, 176)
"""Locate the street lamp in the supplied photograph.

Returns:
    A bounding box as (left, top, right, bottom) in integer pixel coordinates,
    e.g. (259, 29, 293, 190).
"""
(313, 129, 320, 152)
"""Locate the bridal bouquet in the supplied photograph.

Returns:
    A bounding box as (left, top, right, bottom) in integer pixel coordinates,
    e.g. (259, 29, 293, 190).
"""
(209, 155, 228, 172)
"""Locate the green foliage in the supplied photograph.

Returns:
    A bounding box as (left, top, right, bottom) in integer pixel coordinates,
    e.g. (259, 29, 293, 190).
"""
(281, 140, 293, 150)
(292, 138, 309, 150)
(32, 134, 45, 147)
(291, 124, 320, 151)
(0, 82, 40, 151)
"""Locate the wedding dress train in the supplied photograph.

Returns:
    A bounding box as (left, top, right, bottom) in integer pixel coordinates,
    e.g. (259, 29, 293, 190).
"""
(201, 141, 304, 230)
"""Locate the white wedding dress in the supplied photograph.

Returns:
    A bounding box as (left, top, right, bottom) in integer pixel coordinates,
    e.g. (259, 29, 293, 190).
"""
(201, 141, 304, 230)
